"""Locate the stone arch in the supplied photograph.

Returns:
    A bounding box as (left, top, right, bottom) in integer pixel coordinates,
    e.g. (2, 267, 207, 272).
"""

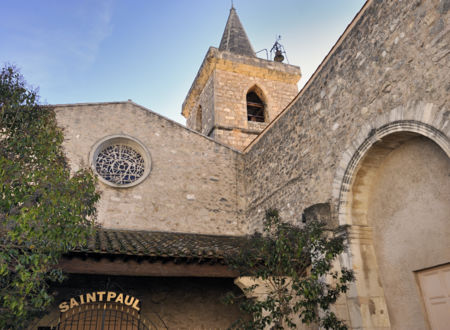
(333, 102, 449, 224)
(245, 84, 270, 122)
(332, 104, 450, 329)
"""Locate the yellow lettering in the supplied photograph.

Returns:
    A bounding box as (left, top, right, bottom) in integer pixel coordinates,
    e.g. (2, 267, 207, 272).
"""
(61, 292, 138, 312)
(132, 298, 140, 311)
(124, 295, 134, 306)
(86, 292, 96, 303)
(59, 301, 69, 313)
(115, 293, 124, 304)
(70, 298, 79, 309)
(97, 291, 106, 301)
(107, 291, 117, 302)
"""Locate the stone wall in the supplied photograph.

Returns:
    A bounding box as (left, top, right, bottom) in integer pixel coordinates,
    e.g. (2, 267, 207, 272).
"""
(242, 0, 449, 328)
(47, 1, 449, 328)
(243, 0, 449, 230)
(211, 59, 300, 151)
(210, 68, 299, 150)
(55, 101, 244, 235)
(199, 74, 215, 135)
(186, 74, 215, 135)
(366, 137, 450, 329)
(212, 128, 259, 151)
(214, 68, 299, 128)
(183, 47, 301, 151)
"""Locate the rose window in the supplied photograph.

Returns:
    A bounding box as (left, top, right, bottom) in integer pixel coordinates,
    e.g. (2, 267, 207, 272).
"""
(95, 144, 145, 185)
(91, 136, 151, 188)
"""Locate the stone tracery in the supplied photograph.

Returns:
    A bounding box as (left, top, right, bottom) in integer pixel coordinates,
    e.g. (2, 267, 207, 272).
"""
(95, 144, 145, 185)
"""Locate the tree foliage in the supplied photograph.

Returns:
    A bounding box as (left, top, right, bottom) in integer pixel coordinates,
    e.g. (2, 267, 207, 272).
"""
(0, 66, 100, 328)
(225, 209, 354, 329)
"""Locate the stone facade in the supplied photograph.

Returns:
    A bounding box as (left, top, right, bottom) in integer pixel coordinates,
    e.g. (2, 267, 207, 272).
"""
(49, 0, 449, 328)
(186, 74, 215, 135)
(55, 101, 246, 235)
(242, 0, 449, 231)
(240, 0, 450, 328)
(183, 46, 300, 151)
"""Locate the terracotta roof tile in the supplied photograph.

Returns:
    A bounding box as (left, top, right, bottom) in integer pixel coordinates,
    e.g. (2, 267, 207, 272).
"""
(72, 229, 247, 260)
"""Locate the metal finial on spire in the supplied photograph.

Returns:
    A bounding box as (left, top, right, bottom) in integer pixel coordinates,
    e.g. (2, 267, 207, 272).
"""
(231, 0, 234, 9)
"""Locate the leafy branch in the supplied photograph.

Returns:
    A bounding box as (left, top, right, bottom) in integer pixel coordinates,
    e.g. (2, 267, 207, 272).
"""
(225, 209, 354, 329)
(0, 66, 100, 328)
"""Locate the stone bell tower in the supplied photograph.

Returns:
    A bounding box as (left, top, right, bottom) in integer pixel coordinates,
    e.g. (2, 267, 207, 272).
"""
(182, 7, 301, 151)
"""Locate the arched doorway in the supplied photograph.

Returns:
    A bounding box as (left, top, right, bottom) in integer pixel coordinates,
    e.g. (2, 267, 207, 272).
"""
(366, 135, 449, 328)
(337, 122, 450, 329)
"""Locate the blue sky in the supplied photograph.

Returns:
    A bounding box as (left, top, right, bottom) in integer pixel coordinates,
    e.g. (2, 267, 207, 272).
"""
(0, 0, 365, 124)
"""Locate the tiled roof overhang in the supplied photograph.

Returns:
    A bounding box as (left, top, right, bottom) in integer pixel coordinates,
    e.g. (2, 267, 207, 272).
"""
(70, 229, 246, 260)
(61, 229, 248, 278)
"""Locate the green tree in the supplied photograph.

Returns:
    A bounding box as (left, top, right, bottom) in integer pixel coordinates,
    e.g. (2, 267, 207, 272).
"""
(225, 209, 354, 330)
(0, 66, 100, 328)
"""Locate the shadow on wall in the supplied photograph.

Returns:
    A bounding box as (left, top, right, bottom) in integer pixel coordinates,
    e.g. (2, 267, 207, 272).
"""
(302, 203, 334, 226)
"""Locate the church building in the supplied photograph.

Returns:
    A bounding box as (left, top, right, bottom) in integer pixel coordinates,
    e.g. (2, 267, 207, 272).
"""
(34, 0, 449, 329)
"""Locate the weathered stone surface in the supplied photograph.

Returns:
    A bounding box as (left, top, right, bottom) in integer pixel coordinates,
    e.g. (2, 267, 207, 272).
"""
(186, 74, 215, 135)
(55, 101, 244, 235)
(239, 1, 449, 328)
(366, 137, 450, 329)
(51, 1, 450, 328)
(301, 203, 333, 226)
(242, 0, 449, 231)
(183, 47, 300, 150)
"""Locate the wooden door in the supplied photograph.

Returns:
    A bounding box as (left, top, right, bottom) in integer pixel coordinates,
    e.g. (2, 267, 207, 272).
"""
(417, 264, 450, 330)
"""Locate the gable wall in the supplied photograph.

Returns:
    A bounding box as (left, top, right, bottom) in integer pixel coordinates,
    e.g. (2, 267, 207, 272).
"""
(55, 102, 244, 235)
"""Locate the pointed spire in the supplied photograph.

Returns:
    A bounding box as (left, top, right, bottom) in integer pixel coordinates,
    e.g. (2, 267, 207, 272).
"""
(219, 7, 255, 57)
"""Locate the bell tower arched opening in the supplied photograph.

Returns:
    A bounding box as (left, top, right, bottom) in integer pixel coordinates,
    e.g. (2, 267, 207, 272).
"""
(246, 85, 267, 123)
(195, 105, 202, 132)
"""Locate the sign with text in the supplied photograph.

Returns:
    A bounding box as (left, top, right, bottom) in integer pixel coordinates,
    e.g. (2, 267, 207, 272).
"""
(59, 291, 141, 313)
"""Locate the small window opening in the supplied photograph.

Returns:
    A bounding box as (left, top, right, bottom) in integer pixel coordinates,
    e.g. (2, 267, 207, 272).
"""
(247, 92, 265, 122)
(196, 105, 202, 132)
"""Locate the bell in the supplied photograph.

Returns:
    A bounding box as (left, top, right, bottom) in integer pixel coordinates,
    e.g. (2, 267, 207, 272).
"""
(274, 50, 284, 62)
